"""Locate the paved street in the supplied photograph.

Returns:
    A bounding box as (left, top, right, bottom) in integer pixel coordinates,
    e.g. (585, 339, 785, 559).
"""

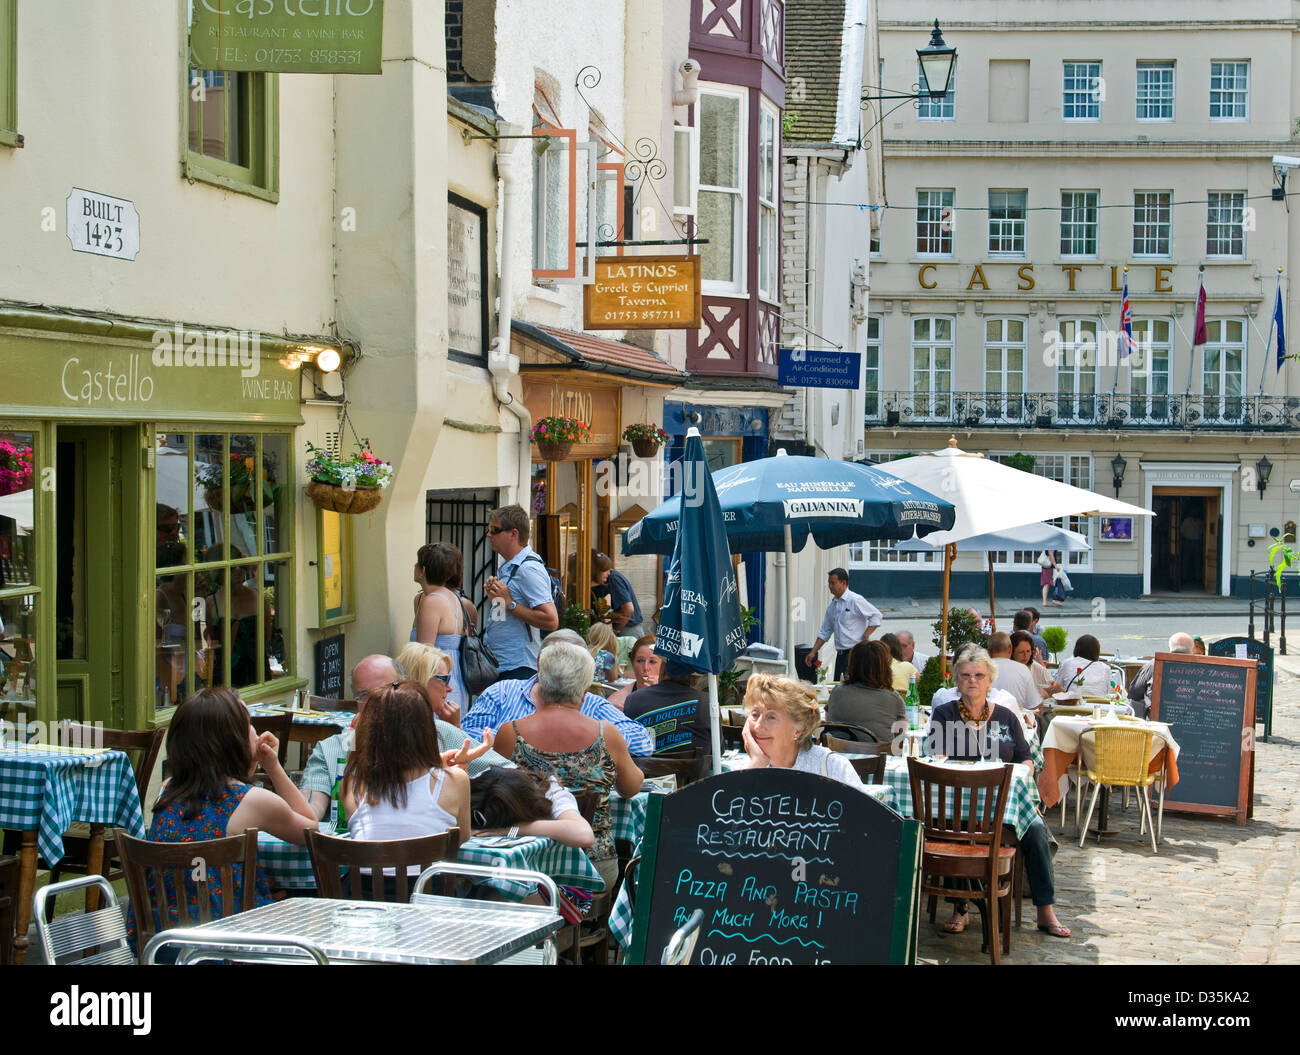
(915, 649, 1300, 965)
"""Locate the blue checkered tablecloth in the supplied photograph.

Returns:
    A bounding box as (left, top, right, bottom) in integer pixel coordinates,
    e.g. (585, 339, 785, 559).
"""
(248, 703, 349, 728)
(259, 791, 652, 899)
(0, 746, 146, 864)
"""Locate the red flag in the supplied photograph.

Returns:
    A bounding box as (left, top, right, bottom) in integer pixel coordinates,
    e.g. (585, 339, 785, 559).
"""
(1193, 282, 1208, 347)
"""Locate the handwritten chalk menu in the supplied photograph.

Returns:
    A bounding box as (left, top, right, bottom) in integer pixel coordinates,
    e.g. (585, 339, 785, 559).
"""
(1208, 637, 1273, 740)
(313, 635, 345, 699)
(632, 698, 702, 755)
(627, 769, 921, 964)
(1150, 652, 1255, 825)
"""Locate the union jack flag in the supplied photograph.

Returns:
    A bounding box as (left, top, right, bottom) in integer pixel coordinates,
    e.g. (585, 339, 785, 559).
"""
(1120, 270, 1136, 357)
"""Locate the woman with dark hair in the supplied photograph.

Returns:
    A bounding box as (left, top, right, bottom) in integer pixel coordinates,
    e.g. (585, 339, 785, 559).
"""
(340, 681, 471, 843)
(413, 542, 470, 714)
(1011, 630, 1061, 701)
(826, 640, 907, 745)
(1055, 633, 1109, 697)
(126, 687, 318, 941)
(469, 767, 594, 848)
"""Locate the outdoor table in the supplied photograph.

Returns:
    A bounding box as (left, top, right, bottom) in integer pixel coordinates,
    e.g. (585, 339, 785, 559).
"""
(0, 742, 145, 964)
(259, 790, 651, 898)
(248, 702, 349, 753)
(185, 895, 563, 964)
(1038, 716, 1180, 829)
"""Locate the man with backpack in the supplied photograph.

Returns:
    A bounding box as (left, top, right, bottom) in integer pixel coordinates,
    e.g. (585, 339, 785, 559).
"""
(483, 504, 560, 680)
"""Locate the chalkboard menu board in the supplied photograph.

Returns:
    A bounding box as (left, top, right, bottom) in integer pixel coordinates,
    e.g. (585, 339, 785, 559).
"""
(627, 769, 922, 965)
(1150, 652, 1255, 825)
(313, 635, 345, 699)
(1207, 637, 1273, 740)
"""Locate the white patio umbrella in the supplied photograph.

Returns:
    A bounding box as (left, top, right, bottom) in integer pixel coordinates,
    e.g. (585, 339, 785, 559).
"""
(875, 438, 1153, 666)
(896, 521, 1091, 632)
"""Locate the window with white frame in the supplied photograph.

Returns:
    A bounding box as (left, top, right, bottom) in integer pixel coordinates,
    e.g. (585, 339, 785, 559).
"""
(1129, 318, 1172, 421)
(1062, 62, 1102, 120)
(531, 126, 574, 276)
(698, 86, 746, 292)
(672, 124, 697, 216)
(988, 190, 1026, 256)
(1203, 318, 1246, 421)
(1132, 191, 1172, 257)
(911, 317, 953, 419)
(1209, 60, 1249, 120)
(916, 59, 955, 119)
(849, 452, 940, 567)
(1206, 191, 1245, 257)
(916, 189, 953, 255)
(757, 102, 779, 301)
(1060, 190, 1099, 257)
(1056, 318, 1099, 418)
(984, 318, 1026, 417)
(864, 317, 882, 421)
(988, 453, 1094, 569)
(1135, 62, 1175, 120)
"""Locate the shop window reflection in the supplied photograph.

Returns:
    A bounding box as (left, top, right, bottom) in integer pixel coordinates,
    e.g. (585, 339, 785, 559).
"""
(0, 594, 36, 722)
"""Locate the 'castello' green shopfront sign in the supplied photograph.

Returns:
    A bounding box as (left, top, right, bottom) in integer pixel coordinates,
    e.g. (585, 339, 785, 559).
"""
(190, 0, 385, 75)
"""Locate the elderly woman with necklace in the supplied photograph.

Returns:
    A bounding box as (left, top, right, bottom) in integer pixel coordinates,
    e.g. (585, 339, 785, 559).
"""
(926, 646, 1070, 939)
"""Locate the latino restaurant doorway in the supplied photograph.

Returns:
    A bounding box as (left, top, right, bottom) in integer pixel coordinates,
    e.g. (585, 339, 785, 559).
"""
(1150, 488, 1221, 594)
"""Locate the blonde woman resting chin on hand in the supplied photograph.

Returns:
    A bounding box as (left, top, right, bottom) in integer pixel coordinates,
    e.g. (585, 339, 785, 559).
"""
(741, 674, 865, 791)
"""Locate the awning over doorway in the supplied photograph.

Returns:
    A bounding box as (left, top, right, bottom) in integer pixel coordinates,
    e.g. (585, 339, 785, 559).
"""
(512, 319, 686, 387)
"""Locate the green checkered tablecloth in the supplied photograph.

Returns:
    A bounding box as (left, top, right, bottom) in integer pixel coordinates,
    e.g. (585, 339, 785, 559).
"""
(259, 790, 652, 899)
(0, 746, 145, 864)
(881, 756, 1042, 839)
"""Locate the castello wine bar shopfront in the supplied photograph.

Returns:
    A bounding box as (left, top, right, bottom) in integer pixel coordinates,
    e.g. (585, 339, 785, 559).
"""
(0, 310, 339, 737)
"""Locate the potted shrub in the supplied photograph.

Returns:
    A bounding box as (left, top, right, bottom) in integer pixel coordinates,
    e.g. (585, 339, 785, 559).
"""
(1041, 626, 1068, 663)
(199, 451, 280, 513)
(623, 423, 669, 459)
(531, 416, 590, 462)
(917, 653, 951, 709)
(304, 439, 393, 514)
(931, 607, 987, 659)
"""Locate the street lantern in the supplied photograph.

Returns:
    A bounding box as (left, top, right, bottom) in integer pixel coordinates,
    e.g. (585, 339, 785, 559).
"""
(916, 20, 957, 99)
(1111, 454, 1127, 497)
(1257, 455, 1273, 499)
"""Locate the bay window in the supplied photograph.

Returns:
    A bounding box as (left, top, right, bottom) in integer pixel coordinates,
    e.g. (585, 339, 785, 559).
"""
(698, 85, 746, 292)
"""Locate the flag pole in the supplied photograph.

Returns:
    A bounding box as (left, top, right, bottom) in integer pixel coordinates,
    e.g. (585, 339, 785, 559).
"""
(1257, 268, 1283, 396)
(1184, 265, 1206, 397)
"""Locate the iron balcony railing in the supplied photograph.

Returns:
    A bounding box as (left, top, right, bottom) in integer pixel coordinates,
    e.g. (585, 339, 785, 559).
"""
(865, 392, 1300, 431)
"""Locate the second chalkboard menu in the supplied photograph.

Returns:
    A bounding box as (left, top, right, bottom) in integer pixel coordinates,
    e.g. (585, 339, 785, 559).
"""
(627, 768, 922, 965)
(1150, 652, 1255, 825)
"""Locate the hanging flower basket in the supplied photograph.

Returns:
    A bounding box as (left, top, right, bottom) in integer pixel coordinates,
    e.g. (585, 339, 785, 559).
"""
(304, 439, 393, 515)
(306, 480, 384, 514)
(623, 423, 668, 458)
(531, 416, 590, 463)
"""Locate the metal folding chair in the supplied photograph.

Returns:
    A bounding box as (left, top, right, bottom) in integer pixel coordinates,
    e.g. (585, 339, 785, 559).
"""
(33, 875, 136, 965)
(142, 928, 329, 965)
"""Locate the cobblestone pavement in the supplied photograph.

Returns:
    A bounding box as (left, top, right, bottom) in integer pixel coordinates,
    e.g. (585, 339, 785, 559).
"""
(917, 665, 1300, 965)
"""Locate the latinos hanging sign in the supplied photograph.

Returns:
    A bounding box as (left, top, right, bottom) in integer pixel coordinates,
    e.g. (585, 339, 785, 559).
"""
(190, 1, 385, 75)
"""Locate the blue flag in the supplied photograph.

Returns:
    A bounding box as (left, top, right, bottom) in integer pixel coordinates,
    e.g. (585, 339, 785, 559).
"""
(1275, 283, 1287, 372)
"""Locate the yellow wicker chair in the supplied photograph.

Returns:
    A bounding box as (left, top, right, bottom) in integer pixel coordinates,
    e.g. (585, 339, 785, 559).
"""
(1077, 726, 1159, 852)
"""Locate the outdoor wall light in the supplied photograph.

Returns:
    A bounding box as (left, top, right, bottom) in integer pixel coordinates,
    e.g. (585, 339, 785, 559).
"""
(315, 347, 342, 373)
(1111, 454, 1127, 497)
(1257, 455, 1273, 499)
(861, 20, 956, 106)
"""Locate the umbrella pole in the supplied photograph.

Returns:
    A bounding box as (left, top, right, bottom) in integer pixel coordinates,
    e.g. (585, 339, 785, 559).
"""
(784, 524, 795, 674)
(708, 673, 722, 776)
(940, 543, 955, 678)
(987, 552, 996, 632)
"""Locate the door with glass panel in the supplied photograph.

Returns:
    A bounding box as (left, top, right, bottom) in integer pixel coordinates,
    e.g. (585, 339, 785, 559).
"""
(1202, 319, 1245, 423)
(1056, 318, 1098, 424)
(984, 318, 1026, 420)
(912, 317, 953, 421)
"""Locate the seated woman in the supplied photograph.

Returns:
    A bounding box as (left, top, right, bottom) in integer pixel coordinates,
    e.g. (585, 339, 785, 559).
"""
(126, 687, 318, 943)
(492, 641, 643, 888)
(586, 622, 622, 684)
(926, 646, 1069, 939)
(826, 640, 906, 746)
(395, 640, 464, 727)
(469, 767, 594, 849)
(340, 681, 471, 846)
(608, 635, 659, 710)
(742, 674, 866, 790)
(878, 632, 919, 694)
(1055, 634, 1111, 697)
(1011, 630, 1061, 702)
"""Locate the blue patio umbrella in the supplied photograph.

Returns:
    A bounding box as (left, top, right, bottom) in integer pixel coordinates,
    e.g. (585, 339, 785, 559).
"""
(624, 450, 956, 669)
(654, 429, 747, 775)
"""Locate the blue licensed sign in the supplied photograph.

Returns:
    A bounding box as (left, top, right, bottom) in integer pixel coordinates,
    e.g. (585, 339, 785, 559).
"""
(778, 347, 862, 390)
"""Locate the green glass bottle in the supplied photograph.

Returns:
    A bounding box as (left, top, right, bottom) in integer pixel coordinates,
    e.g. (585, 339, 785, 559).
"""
(330, 753, 348, 833)
(906, 673, 920, 730)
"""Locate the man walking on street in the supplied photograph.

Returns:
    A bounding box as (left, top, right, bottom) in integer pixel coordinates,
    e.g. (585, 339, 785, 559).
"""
(805, 568, 882, 682)
(483, 504, 559, 680)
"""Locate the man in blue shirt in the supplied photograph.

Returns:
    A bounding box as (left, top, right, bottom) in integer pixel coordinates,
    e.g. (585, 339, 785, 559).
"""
(483, 504, 558, 679)
(463, 630, 654, 755)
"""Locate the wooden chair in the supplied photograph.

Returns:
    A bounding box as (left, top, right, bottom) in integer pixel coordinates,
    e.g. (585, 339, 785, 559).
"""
(818, 722, 881, 746)
(827, 735, 894, 757)
(305, 828, 460, 903)
(0, 854, 16, 966)
(823, 734, 887, 784)
(46, 724, 166, 917)
(1078, 726, 1160, 852)
(117, 828, 260, 947)
(634, 750, 705, 790)
(906, 758, 1016, 965)
(559, 788, 614, 965)
(250, 712, 292, 768)
(720, 724, 745, 751)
